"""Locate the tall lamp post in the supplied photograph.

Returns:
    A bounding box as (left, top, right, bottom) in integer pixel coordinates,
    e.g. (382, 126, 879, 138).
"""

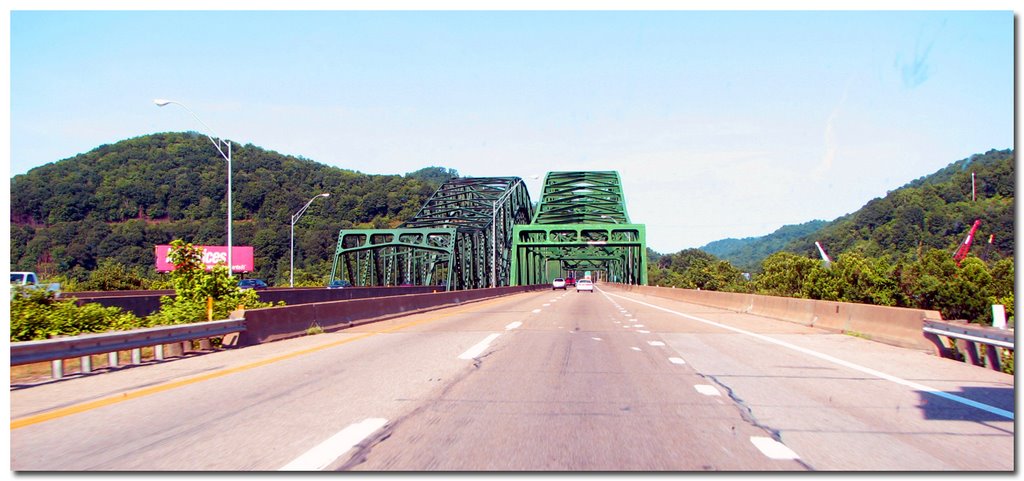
(154, 99, 236, 276)
(291, 193, 330, 287)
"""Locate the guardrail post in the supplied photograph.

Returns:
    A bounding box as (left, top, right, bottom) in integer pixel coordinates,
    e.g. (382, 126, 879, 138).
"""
(81, 356, 92, 374)
(108, 352, 119, 368)
(199, 339, 211, 351)
(957, 339, 983, 367)
(131, 348, 142, 365)
(51, 360, 63, 380)
(984, 345, 1002, 371)
(922, 332, 955, 359)
(155, 344, 164, 361)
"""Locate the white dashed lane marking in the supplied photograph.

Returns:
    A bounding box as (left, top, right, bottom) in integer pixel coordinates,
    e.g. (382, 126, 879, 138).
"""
(668, 357, 686, 365)
(750, 437, 800, 460)
(694, 384, 721, 396)
(458, 333, 501, 360)
(505, 321, 522, 330)
(280, 418, 388, 470)
(606, 291, 1015, 421)
(647, 341, 665, 347)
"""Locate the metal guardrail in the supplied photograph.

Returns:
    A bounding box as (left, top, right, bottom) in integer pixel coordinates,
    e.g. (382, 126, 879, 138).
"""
(923, 320, 1014, 349)
(923, 319, 1014, 371)
(10, 318, 245, 379)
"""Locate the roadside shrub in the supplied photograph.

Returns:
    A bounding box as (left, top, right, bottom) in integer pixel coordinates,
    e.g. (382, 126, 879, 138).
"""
(10, 288, 144, 341)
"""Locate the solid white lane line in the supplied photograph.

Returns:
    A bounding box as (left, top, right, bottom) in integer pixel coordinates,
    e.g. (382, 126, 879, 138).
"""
(280, 418, 388, 470)
(459, 333, 501, 359)
(647, 341, 665, 347)
(505, 321, 522, 330)
(750, 437, 800, 460)
(669, 357, 686, 365)
(606, 291, 1015, 420)
(695, 384, 721, 396)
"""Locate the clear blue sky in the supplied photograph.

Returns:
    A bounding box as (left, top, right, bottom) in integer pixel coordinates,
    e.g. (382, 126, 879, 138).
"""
(7, 9, 1016, 253)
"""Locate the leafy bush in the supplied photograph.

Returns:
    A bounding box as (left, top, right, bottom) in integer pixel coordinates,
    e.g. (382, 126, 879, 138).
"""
(10, 288, 144, 341)
(144, 239, 277, 325)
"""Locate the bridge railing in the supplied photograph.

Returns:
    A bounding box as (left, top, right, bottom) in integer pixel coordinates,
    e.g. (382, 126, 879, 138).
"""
(612, 283, 1014, 371)
(10, 285, 547, 383)
(10, 318, 246, 380)
(922, 319, 1014, 371)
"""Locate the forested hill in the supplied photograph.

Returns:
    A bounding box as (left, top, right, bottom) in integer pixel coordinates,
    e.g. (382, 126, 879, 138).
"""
(10, 132, 457, 282)
(785, 148, 1014, 263)
(696, 149, 1014, 269)
(699, 220, 828, 271)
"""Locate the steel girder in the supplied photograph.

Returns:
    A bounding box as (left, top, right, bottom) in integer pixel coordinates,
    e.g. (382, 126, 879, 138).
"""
(330, 177, 533, 290)
(511, 171, 647, 286)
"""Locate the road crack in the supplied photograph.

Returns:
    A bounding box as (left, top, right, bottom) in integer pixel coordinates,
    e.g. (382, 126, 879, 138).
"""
(704, 374, 815, 470)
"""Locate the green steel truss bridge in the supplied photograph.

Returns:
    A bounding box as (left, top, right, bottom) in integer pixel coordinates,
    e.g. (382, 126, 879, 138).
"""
(510, 171, 647, 286)
(330, 171, 646, 290)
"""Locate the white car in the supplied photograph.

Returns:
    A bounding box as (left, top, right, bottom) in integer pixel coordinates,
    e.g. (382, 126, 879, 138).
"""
(576, 279, 594, 292)
(552, 278, 567, 290)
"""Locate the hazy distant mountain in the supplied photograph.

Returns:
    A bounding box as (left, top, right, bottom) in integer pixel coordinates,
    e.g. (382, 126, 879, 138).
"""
(699, 220, 829, 271)
(10, 132, 455, 282)
(695, 148, 1014, 270)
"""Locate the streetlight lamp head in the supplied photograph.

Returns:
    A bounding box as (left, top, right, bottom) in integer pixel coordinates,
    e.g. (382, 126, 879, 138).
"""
(153, 99, 172, 107)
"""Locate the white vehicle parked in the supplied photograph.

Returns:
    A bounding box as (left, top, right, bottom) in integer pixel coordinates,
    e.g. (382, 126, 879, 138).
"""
(11, 271, 61, 296)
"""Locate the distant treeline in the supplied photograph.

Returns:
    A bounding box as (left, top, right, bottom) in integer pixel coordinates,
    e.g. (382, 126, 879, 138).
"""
(653, 149, 1015, 326)
(10, 132, 457, 284)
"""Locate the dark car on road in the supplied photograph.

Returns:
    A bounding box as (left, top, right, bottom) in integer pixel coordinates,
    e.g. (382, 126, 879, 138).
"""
(238, 279, 268, 290)
(328, 279, 352, 289)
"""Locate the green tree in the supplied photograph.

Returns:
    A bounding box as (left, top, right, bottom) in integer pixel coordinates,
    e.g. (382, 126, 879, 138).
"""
(146, 239, 274, 325)
(753, 252, 819, 297)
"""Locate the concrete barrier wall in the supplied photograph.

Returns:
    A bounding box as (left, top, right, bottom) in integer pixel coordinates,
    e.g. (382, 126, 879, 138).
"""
(70, 286, 440, 317)
(615, 284, 942, 352)
(238, 285, 548, 346)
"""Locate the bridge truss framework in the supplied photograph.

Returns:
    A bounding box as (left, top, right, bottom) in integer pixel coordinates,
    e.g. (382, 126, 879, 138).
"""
(330, 177, 533, 290)
(510, 171, 647, 286)
(330, 171, 647, 290)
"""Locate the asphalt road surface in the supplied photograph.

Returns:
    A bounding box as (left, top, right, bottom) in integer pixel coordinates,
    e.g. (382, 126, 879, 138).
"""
(10, 284, 1014, 471)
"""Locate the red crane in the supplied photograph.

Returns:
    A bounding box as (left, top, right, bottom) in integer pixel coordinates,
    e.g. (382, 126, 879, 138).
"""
(953, 219, 982, 266)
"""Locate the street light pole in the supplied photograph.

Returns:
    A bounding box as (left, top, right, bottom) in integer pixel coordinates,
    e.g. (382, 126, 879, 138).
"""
(291, 193, 330, 287)
(154, 99, 235, 276)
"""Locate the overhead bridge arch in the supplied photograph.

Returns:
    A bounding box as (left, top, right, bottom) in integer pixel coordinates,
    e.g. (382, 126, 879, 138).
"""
(330, 171, 646, 290)
(510, 171, 647, 286)
(330, 177, 533, 290)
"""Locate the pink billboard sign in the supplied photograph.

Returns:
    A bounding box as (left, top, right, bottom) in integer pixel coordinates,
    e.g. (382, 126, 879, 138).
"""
(155, 245, 255, 273)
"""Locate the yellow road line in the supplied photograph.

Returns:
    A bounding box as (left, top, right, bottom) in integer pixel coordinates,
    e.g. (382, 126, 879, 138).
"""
(11, 295, 519, 430)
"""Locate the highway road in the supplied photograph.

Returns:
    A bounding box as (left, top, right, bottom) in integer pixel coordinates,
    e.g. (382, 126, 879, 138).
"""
(10, 285, 1014, 471)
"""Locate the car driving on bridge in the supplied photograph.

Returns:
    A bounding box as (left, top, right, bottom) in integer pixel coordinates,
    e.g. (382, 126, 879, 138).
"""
(575, 279, 594, 292)
(552, 278, 567, 290)
(238, 279, 268, 290)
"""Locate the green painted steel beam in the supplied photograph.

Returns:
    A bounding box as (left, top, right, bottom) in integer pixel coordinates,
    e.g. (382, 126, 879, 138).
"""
(531, 171, 630, 225)
(511, 170, 647, 287)
(330, 177, 533, 290)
